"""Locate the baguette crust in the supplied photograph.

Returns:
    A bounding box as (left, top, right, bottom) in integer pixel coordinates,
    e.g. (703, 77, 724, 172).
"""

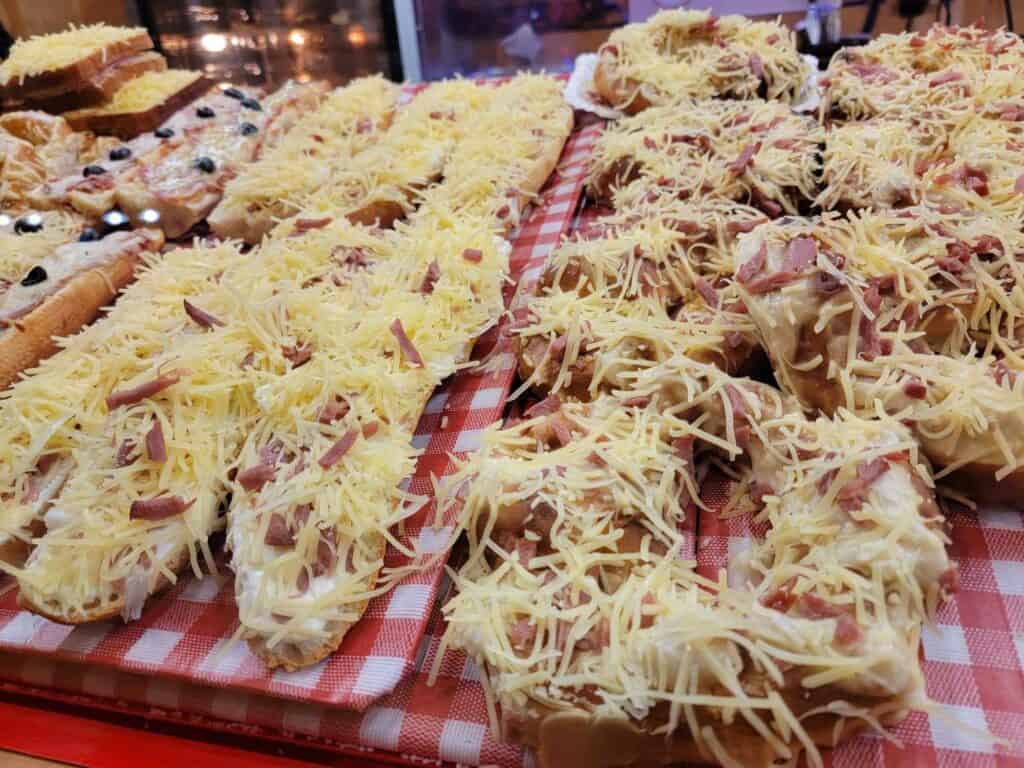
(247, 538, 386, 671)
(18, 547, 189, 625)
(64, 73, 208, 139)
(22, 52, 167, 114)
(0, 232, 160, 390)
(1, 32, 154, 102)
(514, 683, 892, 768)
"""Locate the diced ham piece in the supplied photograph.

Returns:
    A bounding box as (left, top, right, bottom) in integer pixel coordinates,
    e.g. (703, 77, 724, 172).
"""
(833, 614, 864, 648)
(313, 527, 338, 576)
(750, 188, 782, 217)
(318, 429, 359, 469)
(107, 369, 190, 410)
(524, 395, 561, 419)
(621, 395, 651, 408)
(264, 513, 294, 546)
(130, 495, 193, 521)
(727, 142, 761, 175)
(744, 271, 800, 294)
(237, 463, 276, 492)
(514, 538, 536, 567)
(550, 416, 574, 447)
(282, 342, 314, 368)
(903, 376, 928, 399)
(816, 467, 839, 496)
(362, 421, 379, 439)
(837, 457, 890, 512)
(993, 360, 1019, 386)
(290, 216, 332, 234)
(420, 259, 441, 294)
(1015, 174, 1024, 194)
(798, 592, 841, 618)
(116, 440, 138, 467)
(857, 315, 883, 361)
(510, 618, 536, 650)
(726, 218, 765, 235)
(146, 420, 167, 462)
(929, 70, 963, 88)
(389, 319, 424, 367)
(735, 242, 767, 284)
(780, 237, 818, 273)
(694, 277, 719, 308)
(462, 248, 483, 263)
(725, 385, 749, 420)
(317, 396, 350, 424)
(760, 578, 797, 612)
(184, 300, 224, 328)
(749, 53, 764, 79)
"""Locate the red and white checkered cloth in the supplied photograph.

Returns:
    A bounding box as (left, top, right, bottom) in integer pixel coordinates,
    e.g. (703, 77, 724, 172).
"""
(1, 115, 1022, 767)
(0, 121, 600, 712)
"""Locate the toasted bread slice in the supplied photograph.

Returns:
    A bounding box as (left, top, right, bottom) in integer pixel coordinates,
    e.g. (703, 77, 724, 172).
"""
(63, 69, 208, 139)
(0, 25, 153, 103)
(23, 52, 168, 114)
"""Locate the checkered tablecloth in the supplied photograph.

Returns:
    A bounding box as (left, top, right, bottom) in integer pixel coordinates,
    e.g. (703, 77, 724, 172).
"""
(1, 112, 1022, 767)
(0, 119, 600, 711)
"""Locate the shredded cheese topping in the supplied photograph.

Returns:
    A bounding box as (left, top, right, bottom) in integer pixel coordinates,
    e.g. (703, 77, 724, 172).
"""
(597, 9, 807, 109)
(587, 99, 822, 215)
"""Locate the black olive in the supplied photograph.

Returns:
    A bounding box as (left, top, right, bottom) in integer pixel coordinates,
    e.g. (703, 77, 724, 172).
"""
(155, 127, 174, 138)
(109, 146, 132, 161)
(197, 105, 215, 119)
(224, 87, 245, 100)
(14, 215, 43, 234)
(195, 156, 216, 173)
(239, 121, 259, 136)
(240, 97, 262, 111)
(20, 266, 48, 287)
(78, 227, 100, 242)
(83, 164, 107, 177)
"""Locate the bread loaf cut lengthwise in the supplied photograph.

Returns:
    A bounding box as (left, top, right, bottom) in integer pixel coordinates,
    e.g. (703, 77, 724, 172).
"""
(227, 75, 572, 670)
(0, 25, 154, 104)
(0, 240, 253, 623)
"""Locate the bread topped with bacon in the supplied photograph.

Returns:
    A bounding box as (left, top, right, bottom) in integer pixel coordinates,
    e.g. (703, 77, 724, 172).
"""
(593, 9, 808, 114)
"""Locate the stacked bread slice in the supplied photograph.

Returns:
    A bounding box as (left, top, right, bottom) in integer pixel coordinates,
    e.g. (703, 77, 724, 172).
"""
(0, 24, 208, 139)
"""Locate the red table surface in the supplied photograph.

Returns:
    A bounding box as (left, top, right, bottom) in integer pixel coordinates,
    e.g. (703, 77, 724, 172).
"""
(0, 693, 398, 768)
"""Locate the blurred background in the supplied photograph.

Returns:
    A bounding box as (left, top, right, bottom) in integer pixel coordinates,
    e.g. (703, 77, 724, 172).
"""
(0, 1, 1018, 87)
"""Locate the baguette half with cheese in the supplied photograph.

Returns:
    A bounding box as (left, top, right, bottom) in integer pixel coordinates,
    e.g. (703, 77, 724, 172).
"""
(225, 215, 510, 669)
(2, 240, 251, 622)
(592, 9, 807, 114)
